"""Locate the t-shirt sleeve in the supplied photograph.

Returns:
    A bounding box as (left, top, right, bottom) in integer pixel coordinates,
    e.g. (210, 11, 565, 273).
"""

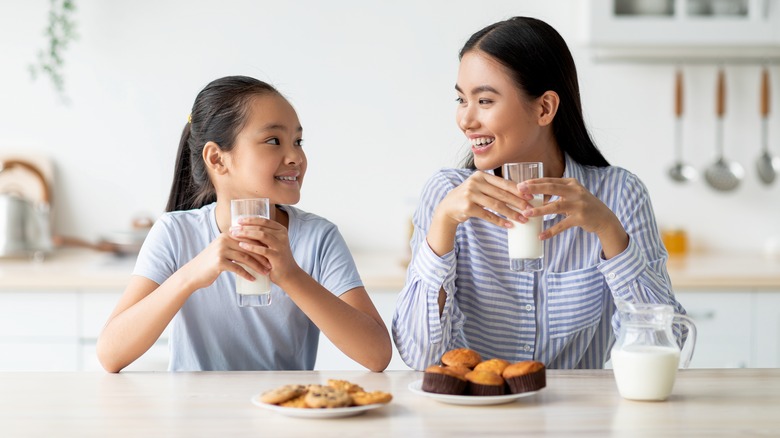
(313, 224, 364, 296)
(132, 214, 178, 286)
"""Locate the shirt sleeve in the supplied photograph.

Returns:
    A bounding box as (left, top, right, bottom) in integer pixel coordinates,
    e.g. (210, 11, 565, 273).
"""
(597, 172, 688, 345)
(392, 172, 465, 371)
(313, 223, 364, 296)
(132, 214, 178, 286)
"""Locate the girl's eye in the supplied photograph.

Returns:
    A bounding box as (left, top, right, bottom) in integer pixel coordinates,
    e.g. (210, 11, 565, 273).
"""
(479, 98, 492, 105)
(295, 139, 304, 147)
(265, 138, 280, 145)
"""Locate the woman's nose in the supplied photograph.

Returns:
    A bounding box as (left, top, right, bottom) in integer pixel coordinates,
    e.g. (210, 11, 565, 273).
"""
(457, 105, 478, 131)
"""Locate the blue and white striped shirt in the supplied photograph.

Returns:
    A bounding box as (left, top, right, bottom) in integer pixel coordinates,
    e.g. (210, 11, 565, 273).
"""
(392, 154, 686, 370)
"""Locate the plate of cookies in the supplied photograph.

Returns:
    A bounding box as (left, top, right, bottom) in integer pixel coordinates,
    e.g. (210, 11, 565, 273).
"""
(252, 379, 392, 418)
(410, 348, 546, 406)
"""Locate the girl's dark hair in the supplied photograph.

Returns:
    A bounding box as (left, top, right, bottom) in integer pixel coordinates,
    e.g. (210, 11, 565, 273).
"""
(459, 16, 609, 170)
(166, 76, 279, 212)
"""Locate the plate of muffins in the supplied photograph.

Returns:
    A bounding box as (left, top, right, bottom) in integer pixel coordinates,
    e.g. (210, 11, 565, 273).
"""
(409, 348, 546, 406)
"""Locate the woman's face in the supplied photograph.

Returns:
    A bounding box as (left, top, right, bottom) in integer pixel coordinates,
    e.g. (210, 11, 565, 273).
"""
(455, 50, 549, 171)
(223, 93, 306, 205)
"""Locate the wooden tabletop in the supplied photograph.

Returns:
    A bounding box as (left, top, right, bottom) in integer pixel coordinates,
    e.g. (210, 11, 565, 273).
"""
(0, 369, 778, 436)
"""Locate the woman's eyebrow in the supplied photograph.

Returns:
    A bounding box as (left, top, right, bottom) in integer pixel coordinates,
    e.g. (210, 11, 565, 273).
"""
(454, 84, 500, 95)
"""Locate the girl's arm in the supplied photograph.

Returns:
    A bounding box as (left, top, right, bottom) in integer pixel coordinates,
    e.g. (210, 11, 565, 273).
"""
(97, 230, 266, 373)
(278, 272, 392, 372)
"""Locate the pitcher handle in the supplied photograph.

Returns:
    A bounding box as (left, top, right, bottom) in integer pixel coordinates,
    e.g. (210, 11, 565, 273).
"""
(674, 314, 697, 368)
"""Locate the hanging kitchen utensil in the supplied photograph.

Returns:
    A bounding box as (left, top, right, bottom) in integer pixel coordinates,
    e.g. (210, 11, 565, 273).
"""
(668, 68, 696, 183)
(704, 68, 744, 192)
(756, 66, 780, 185)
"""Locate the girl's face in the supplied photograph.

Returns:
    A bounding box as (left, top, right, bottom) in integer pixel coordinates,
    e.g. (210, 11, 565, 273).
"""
(455, 50, 550, 171)
(224, 93, 306, 205)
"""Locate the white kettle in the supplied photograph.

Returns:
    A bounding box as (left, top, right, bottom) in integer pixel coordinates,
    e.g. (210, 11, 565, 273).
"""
(0, 159, 52, 258)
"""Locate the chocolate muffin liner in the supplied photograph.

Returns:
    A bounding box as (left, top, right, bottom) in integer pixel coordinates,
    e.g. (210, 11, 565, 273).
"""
(422, 372, 467, 395)
(505, 368, 546, 394)
(467, 381, 506, 396)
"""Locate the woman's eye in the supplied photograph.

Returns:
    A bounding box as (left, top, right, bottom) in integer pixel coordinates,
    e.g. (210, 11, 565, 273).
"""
(455, 97, 465, 104)
(265, 138, 280, 145)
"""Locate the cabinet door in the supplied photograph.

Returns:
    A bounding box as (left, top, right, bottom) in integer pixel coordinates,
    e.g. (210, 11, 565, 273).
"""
(0, 291, 79, 371)
(674, 291, 752, 368)
(753, 292, 780, 368)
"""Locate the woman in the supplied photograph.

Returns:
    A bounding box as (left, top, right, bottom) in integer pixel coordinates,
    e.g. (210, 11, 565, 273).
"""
(392, 17, 685, 370)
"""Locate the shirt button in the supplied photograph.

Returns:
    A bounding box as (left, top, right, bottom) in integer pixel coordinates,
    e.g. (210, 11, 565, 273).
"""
(608, 272, 616, 280)
(525, 304, 533, 311)
(523, 345, 531, 352)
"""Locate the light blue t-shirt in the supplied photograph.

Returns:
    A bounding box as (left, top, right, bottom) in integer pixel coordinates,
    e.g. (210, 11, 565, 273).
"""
(132, 203, 363, 371)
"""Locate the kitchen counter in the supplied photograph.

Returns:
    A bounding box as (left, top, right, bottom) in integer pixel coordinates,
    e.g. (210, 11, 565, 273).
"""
(2, 248, 780, 291)
(0, 369, 777, 436)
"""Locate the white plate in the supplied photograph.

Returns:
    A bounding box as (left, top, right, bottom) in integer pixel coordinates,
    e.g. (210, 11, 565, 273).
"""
(251, 395, 386, 418)
(407, 379, 539, 406)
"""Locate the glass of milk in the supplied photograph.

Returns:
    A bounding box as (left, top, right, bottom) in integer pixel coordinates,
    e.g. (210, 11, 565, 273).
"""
(611, 300, 697, 401)
(230, 198, 272, 307)
(502, 162, 544, 272)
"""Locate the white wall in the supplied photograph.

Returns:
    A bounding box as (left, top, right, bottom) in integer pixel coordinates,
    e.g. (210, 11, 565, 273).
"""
(1, 0, 778, 256)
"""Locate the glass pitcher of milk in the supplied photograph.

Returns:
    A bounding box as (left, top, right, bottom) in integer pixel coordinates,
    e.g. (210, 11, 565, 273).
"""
(611, 300, 697, 401)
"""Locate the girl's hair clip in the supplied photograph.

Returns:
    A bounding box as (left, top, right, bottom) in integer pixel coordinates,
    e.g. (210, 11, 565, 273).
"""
(187, 113, 192, 124)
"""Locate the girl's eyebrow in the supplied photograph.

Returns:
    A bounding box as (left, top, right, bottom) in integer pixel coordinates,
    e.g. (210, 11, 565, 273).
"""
(454, 84, 500, 95)
(258, 123, 303, 133)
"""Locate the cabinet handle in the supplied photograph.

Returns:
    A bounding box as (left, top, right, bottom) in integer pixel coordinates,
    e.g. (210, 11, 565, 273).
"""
(686, 310, 715, 321)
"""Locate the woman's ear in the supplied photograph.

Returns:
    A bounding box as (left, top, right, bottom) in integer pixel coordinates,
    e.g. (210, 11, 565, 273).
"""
(537, 91, 559, 127)
(202, 141, 227, 175)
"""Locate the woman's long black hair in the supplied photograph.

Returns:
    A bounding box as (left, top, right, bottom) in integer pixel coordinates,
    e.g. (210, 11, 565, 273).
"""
(459, 16, 609, 170)
(166, 76, 279, 212)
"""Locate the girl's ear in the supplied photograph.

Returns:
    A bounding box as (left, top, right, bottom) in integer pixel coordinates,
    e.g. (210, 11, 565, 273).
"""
(203, 141, 227, 175)
(537, 90, 559, 127)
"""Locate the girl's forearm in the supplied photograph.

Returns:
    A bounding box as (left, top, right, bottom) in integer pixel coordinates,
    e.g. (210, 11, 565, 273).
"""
(277, 270, 392, 372)
(96, 272, 194, 372)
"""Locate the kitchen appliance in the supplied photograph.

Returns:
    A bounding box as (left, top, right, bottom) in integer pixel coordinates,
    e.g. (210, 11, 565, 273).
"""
(704, 68, 744, 192)
(756, 66, 779, 185)
(668, 69, 696, 183)
(0, 159, 52, 258)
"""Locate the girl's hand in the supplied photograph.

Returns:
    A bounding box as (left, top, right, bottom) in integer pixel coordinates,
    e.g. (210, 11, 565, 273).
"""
(230, 217, 302, 285)
(518, 178, 628, 257)
(180, 232, 270, 291)
(434, 171, 531, 228)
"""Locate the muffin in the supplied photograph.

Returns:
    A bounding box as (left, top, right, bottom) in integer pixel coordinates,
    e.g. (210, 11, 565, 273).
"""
(502, 361, 546, 394)
(464, 370, 506, 396)
(444, 364, 472, 379)
(473, 358, 510, 376)
(422, 365, 467, 395)
(441, 348, 482, 369)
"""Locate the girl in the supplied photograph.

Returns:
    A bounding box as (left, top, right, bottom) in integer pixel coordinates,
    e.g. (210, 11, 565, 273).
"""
(392, 17, 686, 370)
(97, 76, 391, 372)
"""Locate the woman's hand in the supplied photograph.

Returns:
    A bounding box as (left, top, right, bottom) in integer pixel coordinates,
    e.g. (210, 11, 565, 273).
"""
(434, 171, 530, 228)
(518, 177, 629, 258)
(230, 217, 302, 285)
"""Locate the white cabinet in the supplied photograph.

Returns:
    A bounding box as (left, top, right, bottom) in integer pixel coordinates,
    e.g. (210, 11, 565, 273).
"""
(675, 290, 752, 368)
(675, 289, 780, 368)
(584, 0, 780, 60)
(0, 290, 169, 372)
(0, 291, 79, 371)
(753, 292, 780, 367)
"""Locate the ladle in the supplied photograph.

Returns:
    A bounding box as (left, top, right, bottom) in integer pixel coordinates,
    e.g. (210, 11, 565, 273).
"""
(704, 68, 744, 192)
(757, 66, 780, 185)
(668, 68, 696, 183)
